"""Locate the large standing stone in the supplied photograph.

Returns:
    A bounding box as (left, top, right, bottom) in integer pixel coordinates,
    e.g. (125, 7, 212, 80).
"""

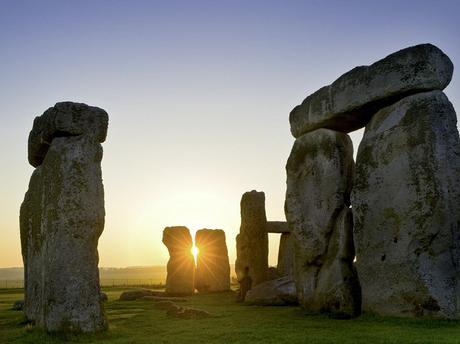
(285, 129, 361, 317)
(20, 102, 108, 332)
(235, 190, 268, 286)
(277, 233, 295, 277)
(162, 226, 195, 296)
(352, 90, 460, 318)
(195, 229, 230, 292)
(289, 44, 453, 137)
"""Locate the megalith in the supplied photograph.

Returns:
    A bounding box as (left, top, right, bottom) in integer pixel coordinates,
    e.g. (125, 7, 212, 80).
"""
(285, 129, 361, 317)
(277, 233, 295, 277)
(162, 226, 195, 296)
(352, 90, 460, 318)
(20, 102, 108, 332)
(235, 190, 268, 286)
(289, 44, 453, 137)
(195, 229, 230, 292)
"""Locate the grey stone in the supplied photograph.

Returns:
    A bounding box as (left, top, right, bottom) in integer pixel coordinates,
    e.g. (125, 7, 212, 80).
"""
(195, 229, 230, 292)
(266, 221, 290, 233)
(290, 44, 453, 137)
(277, 233, 295, 277)
(28, 102, 108, 167)
(20, 103, 108, 332)
(235, 190, 269, 286)
(162, 226, 195, 296)
(100, 292, 108, 302)
(285, 129, 361, 317)
(245, 277, 297, 306)
(352, 90, 460, 318)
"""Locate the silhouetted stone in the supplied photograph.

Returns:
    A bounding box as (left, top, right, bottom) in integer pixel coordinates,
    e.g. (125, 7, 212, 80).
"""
(285, 129, 361, 317)
(100, 293, 108, 302)
(195, 229, 230, 292)
(235, 191, 268, 286)
(352, 91, 460, 318)
(162, 226, 195, 296)
(245, 276, 297, 306)
(277, 233, 295, 277)
(266, 221, 290, 233)
(290, 44, 453, 137)
(20, 102, 108, 332)
(119, 289, 162, 301)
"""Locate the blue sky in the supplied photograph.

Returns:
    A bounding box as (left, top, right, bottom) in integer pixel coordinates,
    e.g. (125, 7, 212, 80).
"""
(1, 0, 459, 267)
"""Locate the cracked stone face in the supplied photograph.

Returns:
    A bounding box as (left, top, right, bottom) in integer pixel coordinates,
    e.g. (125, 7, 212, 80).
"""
(352, 91, 460, 318)
(285, 129, 361, 317)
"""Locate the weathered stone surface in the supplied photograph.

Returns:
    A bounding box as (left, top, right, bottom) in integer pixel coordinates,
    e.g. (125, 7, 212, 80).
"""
(162, 227, 195, 296)
(195, 229, 230, 292)
(28, 102, 108, 167)
(277, 233, 295, 277)
(352, 91, 460, 318)
(290, 44, 453, 137)
(266, 221, 290, 233)
(285, 129, 361, 317)
(235, 190, 268, 286)
(20, 131, 108, 332)
(245, 277, 297, 306)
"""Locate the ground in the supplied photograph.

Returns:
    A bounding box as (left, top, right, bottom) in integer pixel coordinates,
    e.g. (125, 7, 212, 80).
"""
(0, 288, 459, 343)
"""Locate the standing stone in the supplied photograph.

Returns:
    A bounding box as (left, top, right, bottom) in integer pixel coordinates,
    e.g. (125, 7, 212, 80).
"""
(277, 233, 295, 277)
(285, 129, 361, 317)
(20, 102, 108, 332)
(162, 226, 195, 296)
(235, 190, 268, 286)
(289, 44, 453, 137)
(352, 90, 460, 318)
(195, 229, 230, 292)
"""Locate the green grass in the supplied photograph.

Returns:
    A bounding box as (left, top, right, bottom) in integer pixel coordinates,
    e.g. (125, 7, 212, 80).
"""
(1, 288, 459, 343)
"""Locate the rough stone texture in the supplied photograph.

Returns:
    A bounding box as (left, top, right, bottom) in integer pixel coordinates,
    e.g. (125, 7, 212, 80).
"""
(119, 289, 162, 301)
(277, 233, 295, 277)
(162, 227, 195, 296)
(290, 44, 453, 137)
(285, 129, 361, 317)
(352, 90, 460, 318)
(245, 276, 297, 306)
(28, 102, 108, 167)
(266, 221, 290, 233)
(195, 229, 230, 292)
(20, 102, 108, 332)
(235, 190, 269, 286)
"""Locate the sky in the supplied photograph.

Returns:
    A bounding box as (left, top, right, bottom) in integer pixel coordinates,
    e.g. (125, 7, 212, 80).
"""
(0, 0, 459, 268)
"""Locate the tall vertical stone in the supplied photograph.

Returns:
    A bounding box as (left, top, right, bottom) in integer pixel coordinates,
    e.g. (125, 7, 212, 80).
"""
(285, 129, 360, 317)
(277, 233, 295, 277)
(235, 190, 268, 286)
(162, 226, 195, 296)
(20, 102, 108, 332)
(195, 229, 230, 292)
(352, 91, 460, 318)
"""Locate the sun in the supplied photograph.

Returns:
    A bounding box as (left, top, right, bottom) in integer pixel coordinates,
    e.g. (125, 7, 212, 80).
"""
(191, 246, 199, 263)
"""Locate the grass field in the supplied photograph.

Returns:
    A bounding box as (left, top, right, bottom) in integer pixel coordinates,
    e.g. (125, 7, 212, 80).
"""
(1, 288, 459, 344)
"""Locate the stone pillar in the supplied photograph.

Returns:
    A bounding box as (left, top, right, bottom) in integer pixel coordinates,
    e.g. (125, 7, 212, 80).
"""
(20, 102, 108, 332)
(162, 226, 195, 296)
(285, 129, 361, 317)
(195, 229, 230, 292)
(352, 91, 460, 318)
(235, 190, 268, 286)
(277, 233, 295, 277)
